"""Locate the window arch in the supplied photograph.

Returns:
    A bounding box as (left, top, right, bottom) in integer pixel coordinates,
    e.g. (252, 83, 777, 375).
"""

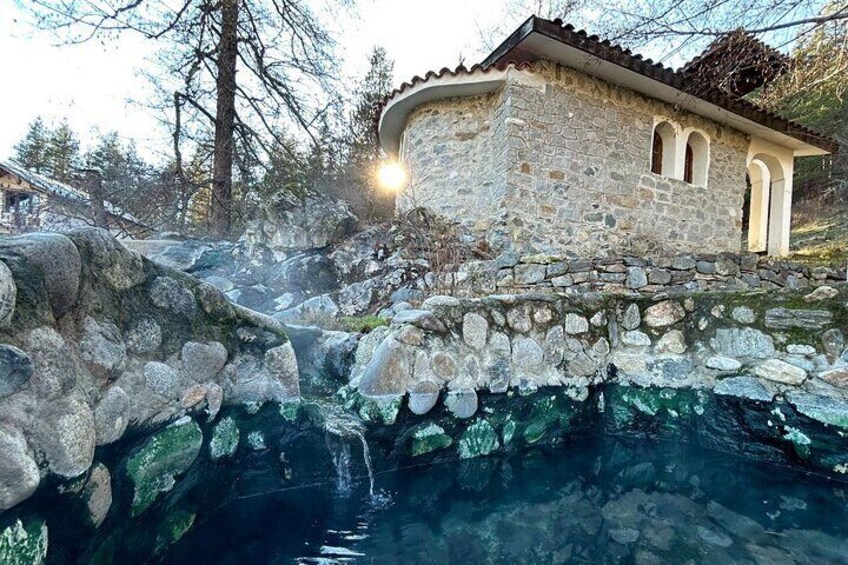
(650, 121, 677, 177)
(683, 130, 709, 186)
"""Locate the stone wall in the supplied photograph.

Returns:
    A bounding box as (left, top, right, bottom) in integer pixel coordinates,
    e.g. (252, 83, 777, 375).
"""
(399, 92, 503, 227)
(438, 252, 847, 296)
(0, 229, 299, 514)
(348, 284, 848, 474)
(398, 61, 751, 257)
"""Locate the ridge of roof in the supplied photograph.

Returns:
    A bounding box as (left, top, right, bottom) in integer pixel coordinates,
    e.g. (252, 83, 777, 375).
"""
(376, 16, 838, 155)
(679, 28, 788, 75)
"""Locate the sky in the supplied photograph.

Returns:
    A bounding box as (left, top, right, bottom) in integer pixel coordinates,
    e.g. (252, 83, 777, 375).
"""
(0, 0, 703, 163)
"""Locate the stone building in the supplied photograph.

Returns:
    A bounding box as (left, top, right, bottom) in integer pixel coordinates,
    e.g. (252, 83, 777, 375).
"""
(0, 159, 147, 236)
(377, 17, 838, 258)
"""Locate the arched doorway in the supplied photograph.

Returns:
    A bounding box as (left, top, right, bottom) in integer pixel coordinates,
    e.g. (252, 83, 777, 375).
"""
(746, 153, 790, 256)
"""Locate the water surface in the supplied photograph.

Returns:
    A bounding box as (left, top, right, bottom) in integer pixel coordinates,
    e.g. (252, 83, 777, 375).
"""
(159, 437, 848, 564)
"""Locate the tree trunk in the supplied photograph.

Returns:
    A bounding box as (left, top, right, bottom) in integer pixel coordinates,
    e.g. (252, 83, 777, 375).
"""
(85, 170, 110, 229)
(210, 0, 239, 238)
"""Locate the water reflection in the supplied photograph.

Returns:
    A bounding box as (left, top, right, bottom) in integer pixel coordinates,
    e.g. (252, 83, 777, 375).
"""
(160, 437, 848, 564)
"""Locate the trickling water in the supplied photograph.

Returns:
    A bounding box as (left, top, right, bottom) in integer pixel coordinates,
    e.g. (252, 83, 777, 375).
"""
(322, 406, 375, 497)
(326, 435, 352, 494)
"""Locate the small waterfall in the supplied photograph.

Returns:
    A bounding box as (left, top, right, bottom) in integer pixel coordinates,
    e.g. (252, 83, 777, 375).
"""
(323, 407, 375, 497)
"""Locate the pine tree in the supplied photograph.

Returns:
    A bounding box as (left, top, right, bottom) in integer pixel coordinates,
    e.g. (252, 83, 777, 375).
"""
(44, 120, 81, 184)
(341, 46, 395, 220)
(13, 117, 50, 173)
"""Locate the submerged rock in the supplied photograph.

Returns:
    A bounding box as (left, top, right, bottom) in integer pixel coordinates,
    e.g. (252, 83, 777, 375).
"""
(209, 417, 240, 460)
(411, 424, 453, 457)
(0, 519, 48, 565)
(82, 463, 112, 528)
(125, 417, 203, 516)
(458, 420, 500, 459)
(786, 392, 848, 429)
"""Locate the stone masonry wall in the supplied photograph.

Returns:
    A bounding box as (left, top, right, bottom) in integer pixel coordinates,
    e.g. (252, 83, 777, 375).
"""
(398, 61, 750, 257)
(436, 252, 847, 297)
(398, 92, 503, 230)
(347, 284, 848, 475)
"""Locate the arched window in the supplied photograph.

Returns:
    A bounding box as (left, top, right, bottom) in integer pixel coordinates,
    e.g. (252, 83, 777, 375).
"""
(684, 131, 709, 186)
(684, 143, 694, 183)
(651, 121, 677, 178)
(651, 131, 663, 175)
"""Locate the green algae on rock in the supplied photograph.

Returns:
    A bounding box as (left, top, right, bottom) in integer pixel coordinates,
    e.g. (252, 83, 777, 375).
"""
(411, 423, 453, 456)
(125, 416, 203, 516)
(458, 420, 500, 459)
(209, 417, 240, 460)
(0, 519, 48, 565)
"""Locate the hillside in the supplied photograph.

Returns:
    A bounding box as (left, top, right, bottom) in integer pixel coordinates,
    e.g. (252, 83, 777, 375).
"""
(791, 199, 848, 266)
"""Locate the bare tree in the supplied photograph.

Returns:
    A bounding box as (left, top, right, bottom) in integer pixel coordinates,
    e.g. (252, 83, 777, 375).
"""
(26, 0, 344, 238)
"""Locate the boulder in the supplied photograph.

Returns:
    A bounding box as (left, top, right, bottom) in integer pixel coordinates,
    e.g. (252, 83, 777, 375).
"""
(458, 420, 499, 459)
(30, 394, 96, 478)
(263, 343, 300, 400)
(25, 327, 79, 398)
(462, 313, 489, 350)
(706, 356, 742, 372)
(411, 424, 453, 456)
(357, 337, 412, 397)
(0, 232, 81, 320)
(564, 313, 589, 334)
(82, 463, 112, 527)
(786, 392, 848, 428)
(149, 276, 197, 319)
(621, 303, 641, 330)
(408, 380, 440, 415)
(0, 426, 40, 511)
(0, 261, 15, 329)
(445, 389, 478, 419)
(240, 190, 357, 257)
(180, 341, 228, 382)
(144, 362, 181, 400)
(93, 386, 131, 445)
(124, 318, 162, 354)
(78, 317, 127, 377)
(391, 309, 447, 333)
(67, 228, 146, 291)
(655, 331, 686, 354)
(730, 306, 756, 324)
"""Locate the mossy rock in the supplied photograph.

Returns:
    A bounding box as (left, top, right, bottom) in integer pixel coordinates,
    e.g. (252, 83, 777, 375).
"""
(411, 424, 453, 457)
(279, 400, 301, 422)
(0, 519, 48, 565)
(458, 420, 500, 459)
(209, 417, 240, 460)
(154, 509, 196, 553)
(125, 416, 203, 517)
(357, 396, 402, 425)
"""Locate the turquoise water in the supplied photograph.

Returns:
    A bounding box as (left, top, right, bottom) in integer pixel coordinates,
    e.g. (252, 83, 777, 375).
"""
(158, 437, 848, 564)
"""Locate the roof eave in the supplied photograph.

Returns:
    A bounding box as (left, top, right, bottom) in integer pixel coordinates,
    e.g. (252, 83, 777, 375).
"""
(481, 17, 837, 155)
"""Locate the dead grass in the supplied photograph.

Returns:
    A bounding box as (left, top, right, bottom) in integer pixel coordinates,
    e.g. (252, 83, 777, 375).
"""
(790, 198, 848, 266)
